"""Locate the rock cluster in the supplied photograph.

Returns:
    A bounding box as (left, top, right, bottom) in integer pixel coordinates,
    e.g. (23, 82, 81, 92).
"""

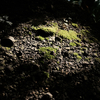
(0, 21, 100, 100)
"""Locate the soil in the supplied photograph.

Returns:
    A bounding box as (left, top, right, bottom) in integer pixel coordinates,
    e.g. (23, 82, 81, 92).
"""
(0, 1, 100, 100)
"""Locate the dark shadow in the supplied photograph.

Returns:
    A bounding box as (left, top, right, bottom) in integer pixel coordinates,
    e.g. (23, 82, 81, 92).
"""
(0, 53, 100, 100)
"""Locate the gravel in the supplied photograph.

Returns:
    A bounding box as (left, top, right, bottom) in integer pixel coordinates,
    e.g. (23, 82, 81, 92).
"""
(0, 20, 100, 100)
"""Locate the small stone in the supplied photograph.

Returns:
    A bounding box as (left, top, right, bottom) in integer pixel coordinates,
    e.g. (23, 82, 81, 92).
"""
(72, 66, 75, 69)
(92, 53, 98, 57)
(53, 45, 59, 49)
(90, 62, 94, 65)
(49, 36, 55, 42)
(82, 61, 89, 65)
(84, 75, 88, 81)
(61, 69, 64, 73)
(64, 23, 68, 27)
(58, 48, 62, 54)
(90, 43, 95, 46)
(68, 50, 73, 54)
(66, 47, 70, 50)
(41, 92, 53, 100)
(6, 21, 13, 26)
(6, 53, 13, 57)
(63, 18, 68, 23)
(32, 43, 37, 47)
(68, 62, 74, 66)
(0, 58, 4, 61)
(34, 48, 38, 52)
(5, 65, 14, 72)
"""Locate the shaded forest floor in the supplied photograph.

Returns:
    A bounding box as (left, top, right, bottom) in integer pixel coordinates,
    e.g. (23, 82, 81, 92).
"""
(0, 0, 100, 100)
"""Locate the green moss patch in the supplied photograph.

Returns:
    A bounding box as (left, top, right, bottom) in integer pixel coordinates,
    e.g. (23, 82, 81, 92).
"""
(57, 30, 80, 40)
(69, 42, 76, 46)
(75, 41, 81, 46)
(95, 58, 100, 63)
(43, 71, 50, 78)
(39, 47, 58, 60)
(2, 47, 11, 51)
(28, 32, 32, 35)
(69, 41, 81, 47)
(80, 29, 99, 43)
(73, 52, 82, 60)
(85, 57, 92, 61)
(32, 25, 58, 35)
(32, 22, 80, 41)
(80, 29, 90, 36)
(36, 36, 45, 41)
(72, 23, 79, 28)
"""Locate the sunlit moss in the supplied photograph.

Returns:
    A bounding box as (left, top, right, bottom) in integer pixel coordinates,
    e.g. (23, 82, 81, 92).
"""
(80, 29, 90, 36)
(32, 25, 58, 34)
(36, 36, 45, 41)
(39, 47, 58, 60)
(29, 32, 32, 35)
(73, 52, 82, 59)
(57, 30, 81, 40)
(43, 71, 49, 78)
(85, 57, 92, 61)
(75, 41, 81, 46)
(77, 55, 82, 59)
(45, 37, 49, 41)
(72, 23, 79, 28)
(69, 42, 76, 46)
(57, 61, 59, 64)
(32, 22, 80, 41)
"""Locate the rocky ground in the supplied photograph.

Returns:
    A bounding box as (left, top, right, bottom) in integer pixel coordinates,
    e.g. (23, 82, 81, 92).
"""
(0, 1, 100, 100)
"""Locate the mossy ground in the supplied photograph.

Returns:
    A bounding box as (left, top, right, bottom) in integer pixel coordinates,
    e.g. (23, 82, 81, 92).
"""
(69, 42, 76, 47)
(85, 57, 92, 61)
(72, 23, 79, 28)
(32, 22, 81, 41)
(80, 29, 99, 43)
(73, 52, 82, 60)
(39, 47, 58, 60)
(36, 36, 45, 41)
